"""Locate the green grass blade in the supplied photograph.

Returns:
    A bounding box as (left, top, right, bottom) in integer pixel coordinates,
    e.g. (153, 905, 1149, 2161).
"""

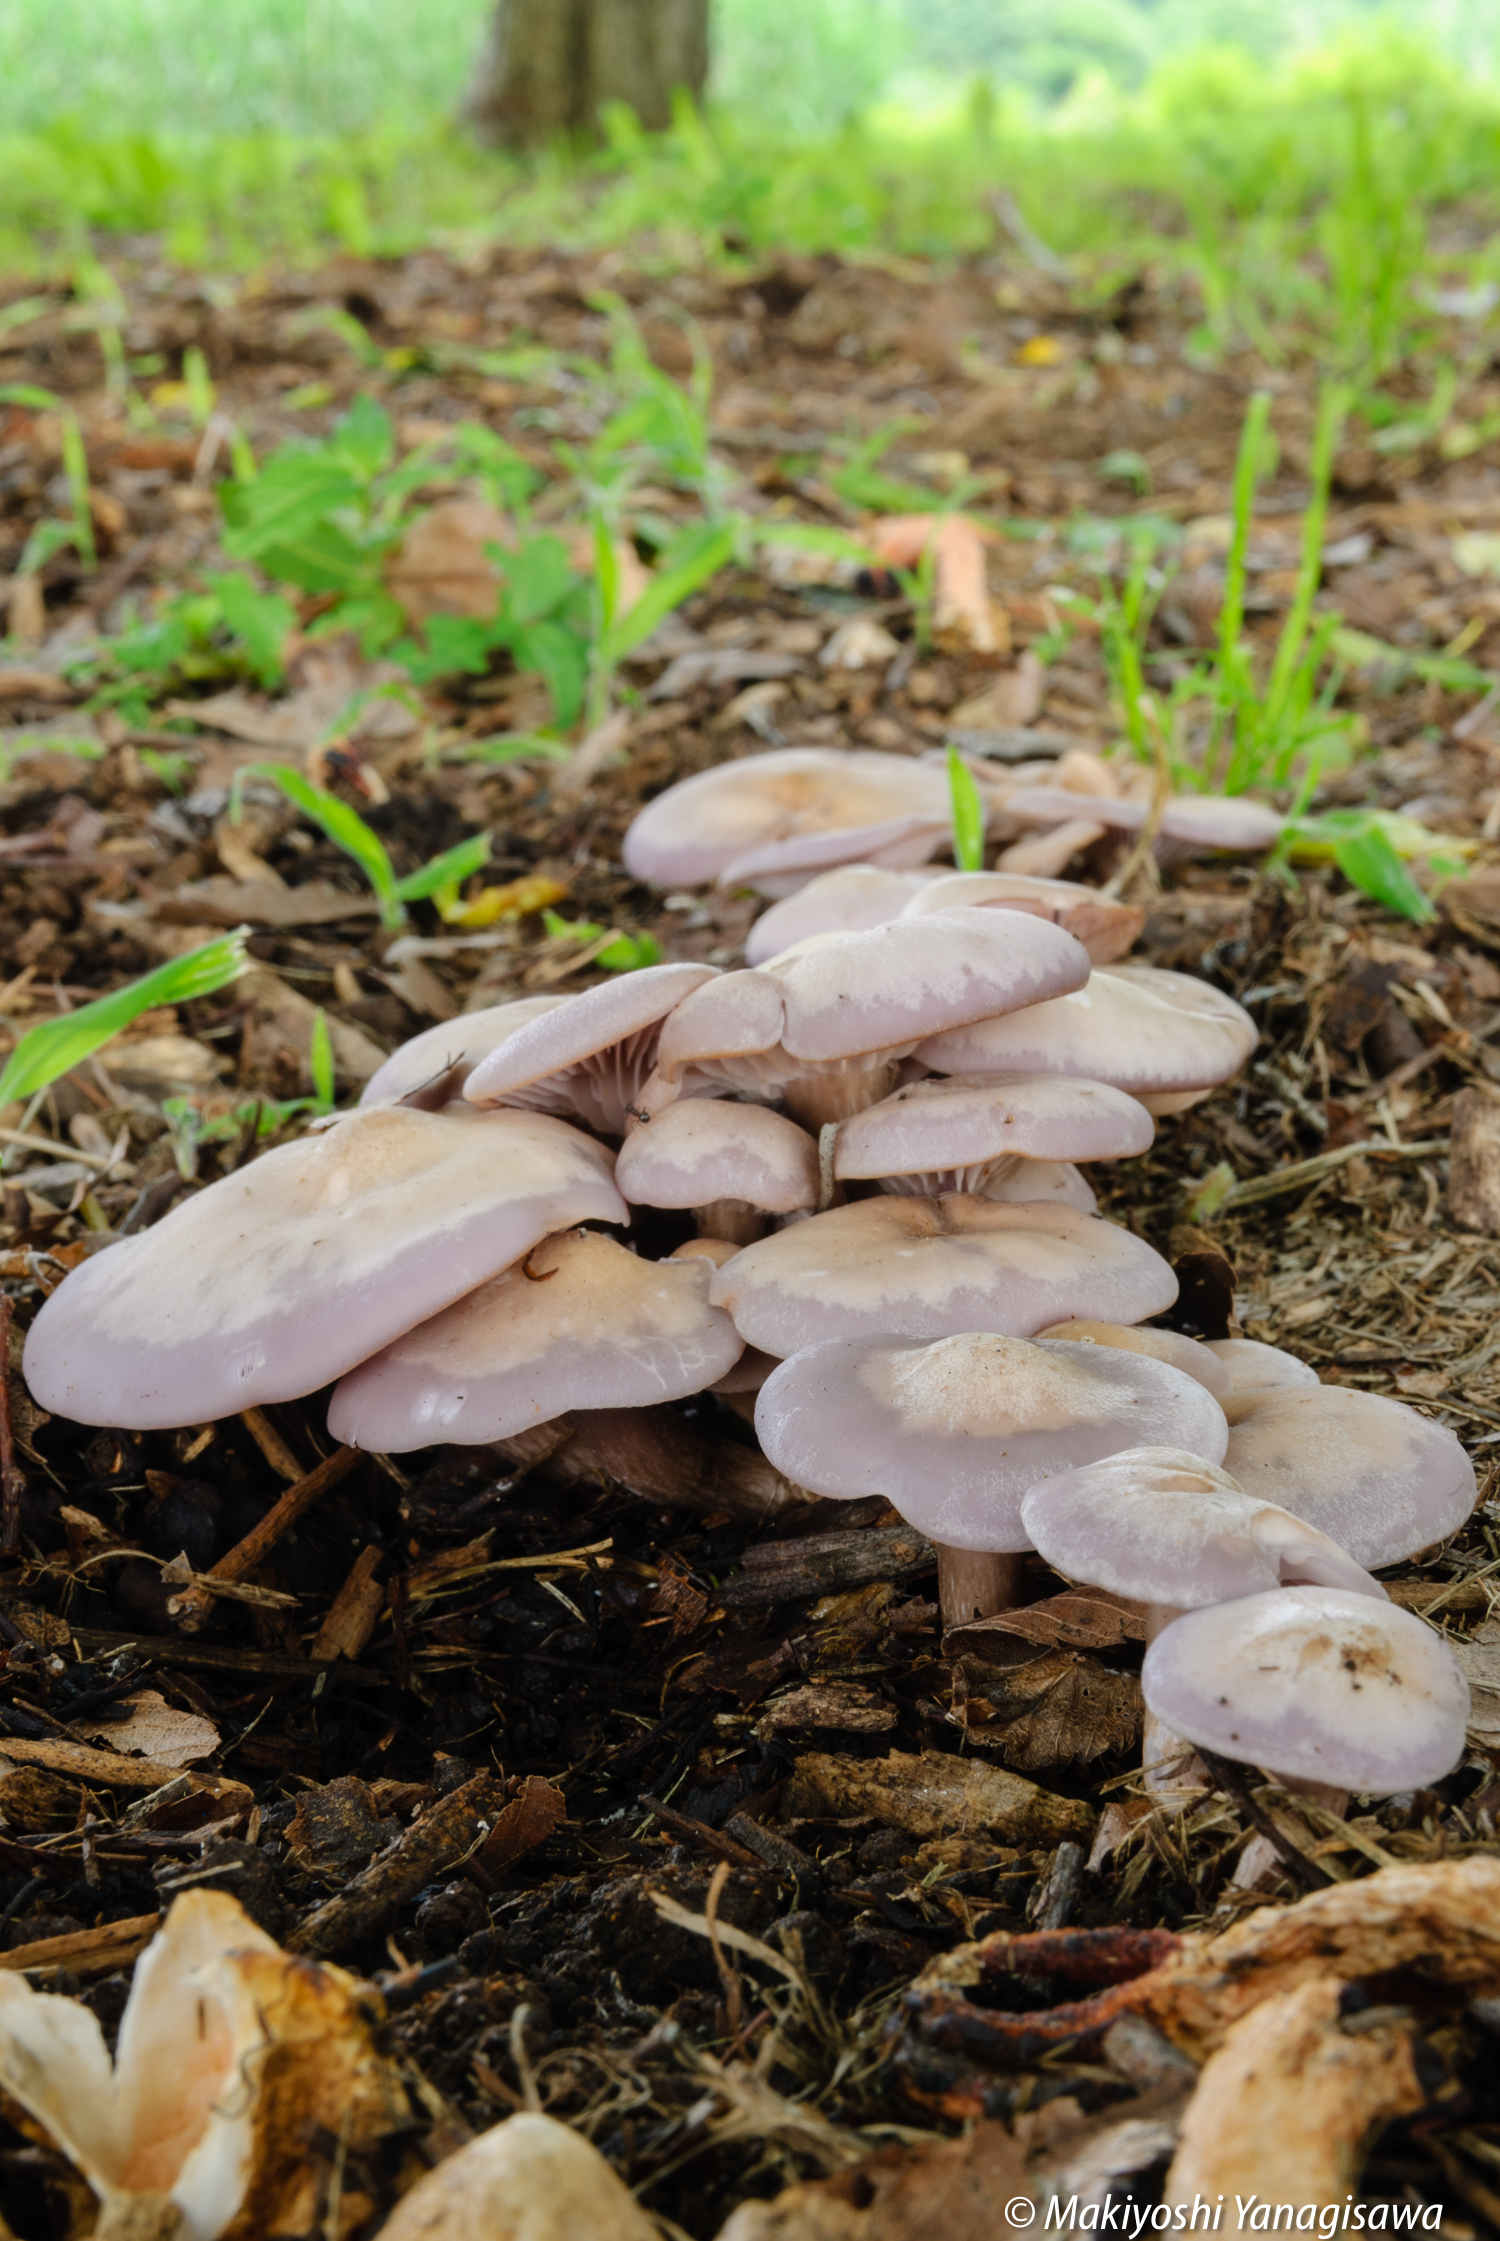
(947, 745, 986, 872)
(1265, 382, 1353, 729)
(309, 1005, 336, 1108)
(0, 931, 249, 1108)
(234, 763, 402, 928)
(393, 831, 491, 902)
(596, 521, 737, 673)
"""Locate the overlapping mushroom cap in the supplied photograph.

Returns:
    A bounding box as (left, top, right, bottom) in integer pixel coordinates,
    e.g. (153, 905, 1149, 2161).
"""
(832, 1073, 1154, 1195)
(1142, 1585, 1470, 1792)
(744, 866, 938, 965)
(984, 1159, 1098, 1213)
(1036, 1321, 1229, 1396)
(615, 1099, 819, 1214)
(1020, 1446, 1385, 1608)
(622, 747, 953, 893)
(1002, 785, 1284, 859)
(361, 995, 569, 1111)
(1206, 1337, 1320, 1393)
(23, 1106, 626, 1429)
(915, 963, 1257, 1109)
(709, 1195, 1179, 1354)
(328, 1229, 742, 1451)
(1222, 1384, 1477, 1568)
(898, 871, 1145, 963)
(463, 963, 717, 1135)
(755, 1332, 1230, 1550)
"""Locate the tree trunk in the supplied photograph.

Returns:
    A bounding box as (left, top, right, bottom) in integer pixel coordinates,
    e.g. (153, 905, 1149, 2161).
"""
(464, 0, 710, 148)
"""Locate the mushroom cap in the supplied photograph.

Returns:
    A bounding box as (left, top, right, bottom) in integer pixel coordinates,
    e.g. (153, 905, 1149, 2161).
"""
(899, 872, 1144, 964)
(745, 866, 938, 966)
(1205, 1337, 1320, 1393)
(1222, 1385, 1477, 1568)
(915, 963, 1257, 1096)
(720, 813, 950, 895)
(1142, 1585, 1470, 1792)
(328, 1229, 742, 1451)
(1036, 1320, 1230, 1396)
(615, 1099, 819, 1213)
(755, 1332, 1230, 1551)
(833, 1073, 1154, 1186)
(983, 1159, 1098, 1214)
(22, 1107, 626, 1430)
(657, 911, 1091, 1084)
(462, 963, 718, 1134)
(1020, 1446, 1386, 1607)
(361, 996, 570, 1111)
(1003, 786, 1283, 854)
(622, 748, 952, 889)
(709, 1194, 1179, 1355)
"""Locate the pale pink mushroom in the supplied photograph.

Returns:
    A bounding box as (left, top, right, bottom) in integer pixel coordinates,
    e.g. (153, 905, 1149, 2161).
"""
(361, 995, 570, 1111)
(899, 872, 1144, 964)
(755, 1332, 1228, 1627)
(1035, 1321, 1229, 1397)
(1222, 1384, 1476, 1569)
(463, 963, 717, 1135)
(328, 1228, 743, 1451)
(1003, 785, 1283, 861)
(1205, 1337, 1319, 1393)
(23, 1108, 627, 1429)
(709, 1195, 1179, 1357)
(832, 1072, 1153, 1196)
(982, 1159, 1098, 1214)
(622, 748, 952, 893)
(744, 866, 938, 965)
(916, 963, 1257, 1114)
(615, 1099, 819, 1245)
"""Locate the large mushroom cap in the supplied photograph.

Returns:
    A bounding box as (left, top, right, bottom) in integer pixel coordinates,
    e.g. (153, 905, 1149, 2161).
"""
(615, 1099, 819, 1213)
(1020, 1446, 1385, 1607)
(1036, 1320, 1229, 1396)
(23, 1107, 626, 1429)
(462, 963, 718, 1134)
(710, 1195, 1180, 1355)
(1222, 1384, 1477, 1568)
(1206, 1337, 1319, 1393)
(1003, 785, 1283, 856)
(755, 1332, 1230, 1550)
(915, 963, 1257, 1098)
(833, 1073, 1154, 1193)
(899, 872, 1144, 964)
(744, 866, 938, 965)
(360, 996, 570, 1111)
(1142, 1585, 1470, 1792)
(622, 748, 951, 890)
(328, 1229, 742, 1451)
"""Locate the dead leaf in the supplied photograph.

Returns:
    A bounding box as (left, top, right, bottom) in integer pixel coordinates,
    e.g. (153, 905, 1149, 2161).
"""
(472, 1775, 567, 1881)
(1452, 1615, 1500, 1739)
(173, 649, 417, 753)
(717, 2121, 1030, 2241)
(0, 668, 71, 702)
(106, 1035, 225, 1093)
(952, 1650, 1142, 1769)
(386, 497, 512, 621)
(949, 651, 1045, 729)
(0, 1600, 70, 1652)
(285, 1776, 404, 1878)
(652, 1555, 710, 1638)
(947, 1588, 1146, 1657)
(782, 1748, 1093, 1846)
(755, 1682, 898, 1737)
(154, 877, 379, 929)
(80, 1689, 220, 1768)
(0, 1763, 81, 1830)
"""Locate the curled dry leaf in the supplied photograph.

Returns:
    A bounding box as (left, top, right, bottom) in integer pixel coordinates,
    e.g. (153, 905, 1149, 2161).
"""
(471, 1774, 567, 1881)
(782, 1748, 1094, 1847)
(79, 1689, 220, 1769)
(951, 1649, 1142, 1769)
(379, 2111, 659, 2241)
(946, 1588, 1146, 1657)
(386, 497, 512, 621)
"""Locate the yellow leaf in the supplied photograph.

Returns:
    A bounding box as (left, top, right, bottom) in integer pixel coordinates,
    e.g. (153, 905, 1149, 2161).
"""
(450, 873, 568, 930)
(1015, 335, 1064, 367)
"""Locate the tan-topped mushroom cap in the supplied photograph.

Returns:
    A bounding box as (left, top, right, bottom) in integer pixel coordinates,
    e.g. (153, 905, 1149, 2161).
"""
(328, 1229, 743, 1451)
(1037, 1321, 1229, 1397)
(916, 963, 1257, 1100)
(23, 1107, 628, 1430)
(898, 871, 1144, 964)
(615, 1100, 819, 1213)
(709, 1194, 1179, 1355)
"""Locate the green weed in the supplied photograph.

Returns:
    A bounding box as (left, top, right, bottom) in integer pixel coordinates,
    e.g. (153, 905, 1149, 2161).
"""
(230, 764, 490, 931)
(0, 931, 249, 1109)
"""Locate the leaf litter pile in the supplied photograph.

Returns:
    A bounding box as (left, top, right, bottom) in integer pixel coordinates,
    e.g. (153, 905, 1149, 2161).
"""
(6, 239, 1500, 2238)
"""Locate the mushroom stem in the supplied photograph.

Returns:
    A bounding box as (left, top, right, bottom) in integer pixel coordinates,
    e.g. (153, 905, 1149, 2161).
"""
(693, 1200, 766, 1246)
(1142, 1601, 1210, 1804)
(782, 1062, 899, 1130)
(936, 1544, 1026, 1629)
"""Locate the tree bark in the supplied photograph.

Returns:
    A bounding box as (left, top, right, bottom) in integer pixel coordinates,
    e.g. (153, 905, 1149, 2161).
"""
(465, 0, 710, 148)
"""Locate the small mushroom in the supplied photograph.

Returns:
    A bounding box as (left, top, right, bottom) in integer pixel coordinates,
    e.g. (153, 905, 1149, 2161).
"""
(1142, 1585, 1471, 1794)
(23, 1106, 626, 1429)
(756, 1331, 1229, 1627)
(1036, 1321, 1230, 1396)
(1002, 783, 1283, 861)
(1223, 1383, 1477, 1568)
(709, 1195, 1180, 1356)
(328, 1228, 743, 1451)
(361, 995, 570, 1111)
(616, 1097, 819, 1244)
(647, 909, 1091, 1128)
(916, 962, 1257, 1113)
(621, 747, 952, 892)
(1205, 1337, 1320, 1393)
(833, 1072, 1154, 1197)
(982, 1158, 1098, 1213)
(462, 962, 718, 1134)
(899, 870, 1145, 963)
(744, 865, 938, 965)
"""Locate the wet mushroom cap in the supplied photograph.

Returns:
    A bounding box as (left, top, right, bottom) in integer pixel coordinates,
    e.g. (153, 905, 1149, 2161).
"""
(328, 1228, 743, 1451)
(1206, 1337, 1320, 1393)
(1222, 1384, 1477, 1568)
(621, 747, 952, 889)
(744, 866, 938, 965)
(615, 1099, 819, 1213)
(915, 963, 1257, 1098)
(899, 872, 1144, 964)
(1036, 1320, 1230, 1396)
(754, 1332, 1230, 1551)
(709, 1194, 1180, 1355)
(1020, 1446, 1386, 1607)
(1142, 1585, 1470, 1793)
(360, 995, 570, 1111)
(833, 1073, 1154, 1188)
(22, 1106, 627, 1429)
(462, 962, 718, 1133)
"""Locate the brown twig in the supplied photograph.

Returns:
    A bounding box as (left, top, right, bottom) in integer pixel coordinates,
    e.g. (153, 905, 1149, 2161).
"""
(170, 1443, 358, 1632)
(1198, 1751, 1334, 1892)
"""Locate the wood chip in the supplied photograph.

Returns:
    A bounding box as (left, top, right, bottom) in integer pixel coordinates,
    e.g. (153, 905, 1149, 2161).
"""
(309, 1545, 386, 1661)
(782, 1747, 1093, 1847)
(0, 1911, 161, 1976)
(289, 1770, 506, 1957)
(1449, 1086, 1500, 1233)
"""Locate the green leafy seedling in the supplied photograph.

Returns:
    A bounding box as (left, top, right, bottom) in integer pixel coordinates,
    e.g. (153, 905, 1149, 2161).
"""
(308, 1006, 337, 1109)
(540, 910, 662, 972)
(232, 764, 490, 931)
(947, 745, 986, 873)
(0, 932, 249, 1111)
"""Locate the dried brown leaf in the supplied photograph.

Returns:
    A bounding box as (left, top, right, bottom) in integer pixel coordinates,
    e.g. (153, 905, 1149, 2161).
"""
(473, 1775, 566, 1880)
